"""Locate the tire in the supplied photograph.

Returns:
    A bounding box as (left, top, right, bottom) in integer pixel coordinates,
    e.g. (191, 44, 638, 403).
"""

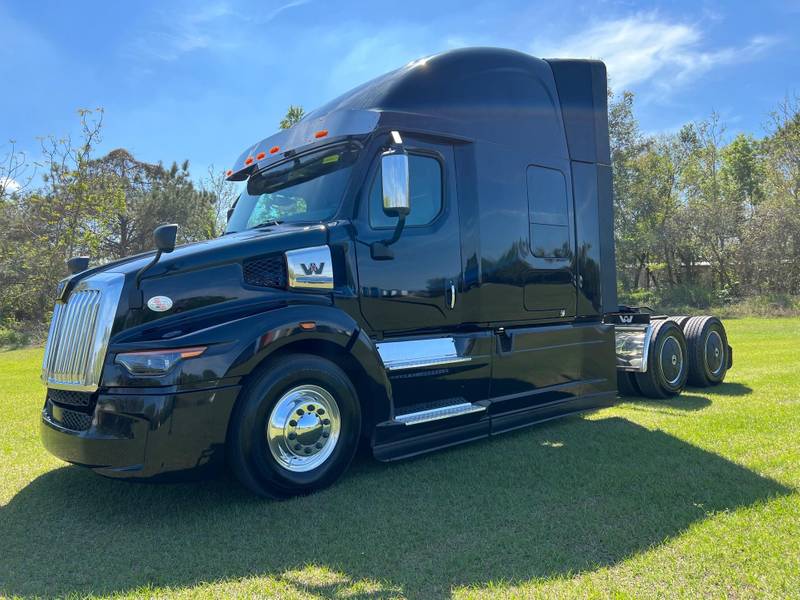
(227, 354, 361, 498)
(616, 370, 641, 397)
(684, 316, 729, 387)
(634, 320, 689, 398)
(667, 315, 691, 330)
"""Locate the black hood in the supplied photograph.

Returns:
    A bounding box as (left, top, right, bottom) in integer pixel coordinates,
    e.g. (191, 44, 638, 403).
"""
(97, 222, 329, 281)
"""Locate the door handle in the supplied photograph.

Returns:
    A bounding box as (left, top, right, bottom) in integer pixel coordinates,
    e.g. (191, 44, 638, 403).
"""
(448, 280, 456, 310)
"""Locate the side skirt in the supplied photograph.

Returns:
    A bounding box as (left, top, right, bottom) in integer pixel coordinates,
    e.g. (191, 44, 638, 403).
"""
(372, 390, 616, 462)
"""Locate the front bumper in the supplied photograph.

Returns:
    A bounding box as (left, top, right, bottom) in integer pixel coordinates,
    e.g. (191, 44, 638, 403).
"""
(41, 384, 241, 479)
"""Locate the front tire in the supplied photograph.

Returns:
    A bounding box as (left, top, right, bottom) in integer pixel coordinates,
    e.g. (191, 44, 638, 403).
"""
(227, 354, 361, 498)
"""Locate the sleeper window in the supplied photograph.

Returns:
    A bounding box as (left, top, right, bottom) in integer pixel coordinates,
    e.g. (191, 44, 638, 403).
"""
(369, 154, 443, 229)
(527, 166, 570, 258)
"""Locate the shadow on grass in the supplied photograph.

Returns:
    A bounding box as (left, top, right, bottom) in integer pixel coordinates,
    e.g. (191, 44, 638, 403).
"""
(0, 416, 789, 599)
(620, 382, 753, 414)
(687, 382, 753, 397)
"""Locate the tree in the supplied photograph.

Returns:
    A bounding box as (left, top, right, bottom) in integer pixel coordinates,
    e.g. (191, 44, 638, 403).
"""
(0, 109, 225, 327)
(201, 165, 239, 237)
(279, 105, 305, 129)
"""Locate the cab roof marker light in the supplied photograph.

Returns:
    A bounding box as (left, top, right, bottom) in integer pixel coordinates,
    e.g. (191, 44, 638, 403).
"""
(244, 156, 254, 165)
(314, 129, 329, 139)
(269, 146, 280, 154)
(256, 151, 266, 160)
(226, 169, 233, 177)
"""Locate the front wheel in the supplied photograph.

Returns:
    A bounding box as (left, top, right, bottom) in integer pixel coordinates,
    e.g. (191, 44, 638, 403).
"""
(227, 354, 361, 498)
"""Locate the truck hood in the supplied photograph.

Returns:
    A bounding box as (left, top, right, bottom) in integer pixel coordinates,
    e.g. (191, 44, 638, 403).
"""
(59, 222, 337, 340)
(95, 222, 330, 280)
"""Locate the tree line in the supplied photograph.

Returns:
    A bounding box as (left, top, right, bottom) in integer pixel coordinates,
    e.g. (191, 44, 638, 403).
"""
(610, 92, 800, 311)
(0, 95, 798, 342)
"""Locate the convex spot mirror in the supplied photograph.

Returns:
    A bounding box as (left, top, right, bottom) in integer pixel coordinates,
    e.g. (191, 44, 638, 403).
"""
(381, 149, 410, 217)
(154, 223, 178, 253)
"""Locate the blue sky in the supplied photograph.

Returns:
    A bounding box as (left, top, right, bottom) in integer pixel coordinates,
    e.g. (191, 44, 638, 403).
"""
(1, 0, 797, 185)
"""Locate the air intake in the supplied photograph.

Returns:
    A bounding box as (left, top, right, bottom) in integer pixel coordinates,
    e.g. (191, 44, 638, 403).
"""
(243, 255, 287, 288)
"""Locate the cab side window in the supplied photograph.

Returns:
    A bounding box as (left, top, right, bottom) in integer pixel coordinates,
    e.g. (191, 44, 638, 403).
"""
(527, 166, 570, 259)
(369, 154, 443, 229)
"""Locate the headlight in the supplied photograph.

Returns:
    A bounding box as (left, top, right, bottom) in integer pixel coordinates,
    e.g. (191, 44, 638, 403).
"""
(115, 347, 206, 376)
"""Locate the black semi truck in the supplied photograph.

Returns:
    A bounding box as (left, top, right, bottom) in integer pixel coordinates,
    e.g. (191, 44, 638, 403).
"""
(39, 48, 732, 498)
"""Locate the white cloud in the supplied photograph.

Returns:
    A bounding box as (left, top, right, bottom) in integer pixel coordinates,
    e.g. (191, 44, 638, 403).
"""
(0, 177, 21, 194)
(539, 14, 778, 92)
(128, 0, 312, 62)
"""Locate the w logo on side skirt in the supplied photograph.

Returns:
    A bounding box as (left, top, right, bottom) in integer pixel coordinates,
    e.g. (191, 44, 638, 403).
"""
(619, 315, 634, 324)
(301, 262, 325, 275)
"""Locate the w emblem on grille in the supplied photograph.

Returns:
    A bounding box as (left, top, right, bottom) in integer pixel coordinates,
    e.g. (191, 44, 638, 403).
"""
(301, 262, 325, 275)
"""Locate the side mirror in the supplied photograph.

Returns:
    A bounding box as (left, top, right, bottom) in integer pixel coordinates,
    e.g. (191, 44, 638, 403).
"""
(153, 223, 178, 253)
(381, 150, 410, 217)
(66, 256, 90, 275)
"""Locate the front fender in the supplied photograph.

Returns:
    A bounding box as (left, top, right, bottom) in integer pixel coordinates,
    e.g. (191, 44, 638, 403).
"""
(104, 304, 393, 424)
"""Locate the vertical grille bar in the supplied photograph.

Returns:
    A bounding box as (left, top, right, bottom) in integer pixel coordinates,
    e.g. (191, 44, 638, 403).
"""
(41, 273, 124, 391)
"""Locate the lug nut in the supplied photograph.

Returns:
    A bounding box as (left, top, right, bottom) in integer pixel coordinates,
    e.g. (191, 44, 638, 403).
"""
(296, 408, 304, 416)
(307, 404, 315, 411)
(317, 408, 325, 415)
(294, 444, 302, 451)
(304, 447, 312, 454)
(322, 418, 330, 425)
(288, 432, 296, 440)
(315, 442, 323, 449)
(289, 420, 297, 427)
(322, 431, 329, 438)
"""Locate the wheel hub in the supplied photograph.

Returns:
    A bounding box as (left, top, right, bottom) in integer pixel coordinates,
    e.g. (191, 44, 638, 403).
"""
(705, 330, 724, 376)
(660, 335, 684, 386)
(266, 385, 340, 472)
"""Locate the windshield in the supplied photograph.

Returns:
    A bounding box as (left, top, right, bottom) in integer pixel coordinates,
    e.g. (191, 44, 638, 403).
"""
(226, 142, 360, 232)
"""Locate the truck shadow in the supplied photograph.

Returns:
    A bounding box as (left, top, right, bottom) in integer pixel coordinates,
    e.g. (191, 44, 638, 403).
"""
(0, 416, 789, 599)
(620, 382, 753, 413)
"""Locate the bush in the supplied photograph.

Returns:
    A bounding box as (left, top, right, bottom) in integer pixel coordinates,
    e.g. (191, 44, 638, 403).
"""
(0, 324, 30, 349)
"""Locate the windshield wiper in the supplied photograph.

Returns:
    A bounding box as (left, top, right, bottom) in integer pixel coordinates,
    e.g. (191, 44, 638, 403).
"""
(252, 220, 284, 229)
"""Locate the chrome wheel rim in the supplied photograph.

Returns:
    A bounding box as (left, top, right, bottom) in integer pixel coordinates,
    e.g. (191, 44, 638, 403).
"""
(266, 384, 341, 473)
(705, 330, 724, 376)
(660, 335, 684, 386)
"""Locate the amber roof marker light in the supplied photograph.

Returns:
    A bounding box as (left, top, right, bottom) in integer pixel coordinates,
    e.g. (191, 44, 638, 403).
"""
(269, 146, 280, 154)
(314, 129, 329, 139)
(256, 151, 266, 160)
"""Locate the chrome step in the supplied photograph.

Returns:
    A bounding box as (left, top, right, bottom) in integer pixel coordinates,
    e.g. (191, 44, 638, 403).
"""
(395, 402, 486, 426)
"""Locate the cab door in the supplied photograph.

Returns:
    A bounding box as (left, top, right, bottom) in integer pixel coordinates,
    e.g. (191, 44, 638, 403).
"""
(354, 137, 463, 333)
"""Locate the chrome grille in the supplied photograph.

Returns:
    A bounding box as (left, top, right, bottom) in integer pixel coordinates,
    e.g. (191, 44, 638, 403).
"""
(41, 272, 124, 391)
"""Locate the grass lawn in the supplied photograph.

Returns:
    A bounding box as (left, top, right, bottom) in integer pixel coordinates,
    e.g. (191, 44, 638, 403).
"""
(1, 318, 799, 599)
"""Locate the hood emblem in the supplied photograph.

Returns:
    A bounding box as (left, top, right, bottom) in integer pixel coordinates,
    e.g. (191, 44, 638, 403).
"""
(285, 246, 334, 290)
(301, 262, 325, 275)
(147, 296, 173, 312)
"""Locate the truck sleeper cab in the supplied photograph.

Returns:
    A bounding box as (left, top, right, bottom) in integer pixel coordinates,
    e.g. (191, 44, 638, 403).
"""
(39, 48, 732, 498)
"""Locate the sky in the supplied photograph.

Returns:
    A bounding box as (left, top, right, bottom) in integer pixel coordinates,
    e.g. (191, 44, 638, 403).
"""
(1, 0, 798, 187)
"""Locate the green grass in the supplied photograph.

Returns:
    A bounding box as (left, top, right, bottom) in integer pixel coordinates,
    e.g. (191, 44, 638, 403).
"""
(1, 318, 799, 599)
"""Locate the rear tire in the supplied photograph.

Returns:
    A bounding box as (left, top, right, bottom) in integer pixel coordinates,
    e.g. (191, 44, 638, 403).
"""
(616, 370, 641, 397)
(634, 320, 689, 398)
(684, 316, 729, 387)
(668, 315, 691, 330)
(227, 354, 361, 498)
